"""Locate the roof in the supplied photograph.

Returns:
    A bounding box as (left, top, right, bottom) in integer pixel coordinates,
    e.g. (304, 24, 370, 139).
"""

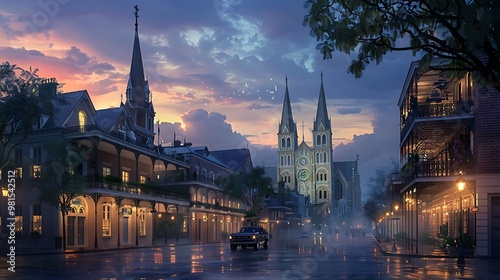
(94, 107, 124, 130)
(210, 148, 253, 173)
(44, 90, 93, 128)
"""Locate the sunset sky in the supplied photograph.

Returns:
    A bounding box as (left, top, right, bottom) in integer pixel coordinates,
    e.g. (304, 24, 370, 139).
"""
(0, 0, 417, 194)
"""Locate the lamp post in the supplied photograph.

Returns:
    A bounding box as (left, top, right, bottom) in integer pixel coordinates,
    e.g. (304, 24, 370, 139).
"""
(456, 173, 465, 265)
(392, 205, 399, 252)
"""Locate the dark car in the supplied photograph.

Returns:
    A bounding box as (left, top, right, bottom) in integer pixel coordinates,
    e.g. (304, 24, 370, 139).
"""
(229, 226, 269, 251)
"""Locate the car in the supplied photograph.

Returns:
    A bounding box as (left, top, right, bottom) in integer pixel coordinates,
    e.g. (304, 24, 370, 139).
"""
(229, 226, 269, 251)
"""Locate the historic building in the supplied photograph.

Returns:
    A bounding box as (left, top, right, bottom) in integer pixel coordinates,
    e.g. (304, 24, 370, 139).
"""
(276, 75, 361, 229)
(0, 7, 248, 251)
(394, 59, 500, 257)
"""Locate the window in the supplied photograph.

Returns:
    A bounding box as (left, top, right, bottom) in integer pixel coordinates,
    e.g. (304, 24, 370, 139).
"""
(31, 146, 42, 178)
(316, 135, 321, 146)
(31, 204, 42, 235)
(280, 155, 284, 166)
(78, 111, 86, 132)
(287, 154, 291, 165)
(139, 208, 146, 236)
(102, 166, 111, 177)
(322, 134, 326, 145)
(286, 137, 291, 147)
(15, 206, 23, 234)
(281, 138, 285, 148)
(140, 175, 146, 184)
(323, 152, 327, 163)
(324, 190, 327, 200)
(102, 204, 111, 236)
(319, 191, 322, 199)
(122, 170, 129, 185)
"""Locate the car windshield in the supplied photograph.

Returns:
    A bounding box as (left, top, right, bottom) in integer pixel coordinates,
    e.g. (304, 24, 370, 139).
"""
(240, 227, 257, 233)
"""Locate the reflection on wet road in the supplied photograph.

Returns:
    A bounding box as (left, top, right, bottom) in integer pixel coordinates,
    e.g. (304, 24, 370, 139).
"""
(2, 234, 500, 279)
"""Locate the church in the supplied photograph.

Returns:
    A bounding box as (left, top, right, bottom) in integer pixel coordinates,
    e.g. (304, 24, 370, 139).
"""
(276, 75, 362, 229)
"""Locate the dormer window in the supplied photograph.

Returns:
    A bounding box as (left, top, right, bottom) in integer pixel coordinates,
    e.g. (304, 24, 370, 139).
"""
(79, 111, 86, 132)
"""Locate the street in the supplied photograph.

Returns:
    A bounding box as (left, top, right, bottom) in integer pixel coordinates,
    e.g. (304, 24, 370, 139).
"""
(1, 234, 500, 279)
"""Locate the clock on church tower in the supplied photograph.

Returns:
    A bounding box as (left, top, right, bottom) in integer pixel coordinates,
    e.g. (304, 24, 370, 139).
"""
(298, 169, 310, 181)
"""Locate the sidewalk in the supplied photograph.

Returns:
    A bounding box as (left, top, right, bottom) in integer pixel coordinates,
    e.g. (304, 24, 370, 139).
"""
(374, 236, 474, 258)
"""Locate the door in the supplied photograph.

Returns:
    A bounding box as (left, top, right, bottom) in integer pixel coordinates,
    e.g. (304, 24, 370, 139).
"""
(123, 217, 129, 244)
(491, 196, 500, 256)
(67, 216, 75, 247)
(77, 217, 85, 245)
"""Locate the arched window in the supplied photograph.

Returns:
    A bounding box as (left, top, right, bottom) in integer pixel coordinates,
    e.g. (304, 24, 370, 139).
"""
(316, 153, 320, 163)
(281, 138, 286, 148)
(78, 111, 86, 132)
(287, 154, 291, 165)
(323, 190, 327, 199)
(335, 180, 343, 200)
(323, 152, 327, 163)
(286, 137, 291, 147)
(280, 155, 284, 166)
(319, 190, 322, 199)
(316, 135, 321, 146)
(322, 134, 326, 145)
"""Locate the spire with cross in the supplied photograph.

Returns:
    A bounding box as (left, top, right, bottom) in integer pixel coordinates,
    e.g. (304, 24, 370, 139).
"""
(134, 5, 139, 31)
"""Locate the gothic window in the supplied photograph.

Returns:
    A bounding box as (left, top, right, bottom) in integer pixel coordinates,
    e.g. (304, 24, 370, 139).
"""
(335, 180, 343, 200)
(287, 154, 291, 165)
(322, 134, 326, 145)
(319, 190, 322, 199)
(316, 153, 320, 163)
(281, 155, 284, 166)
(316, 135, 321, 146)
(323, 152, 327, 163)
(323, 190, 327, 199)
(287, 137, 291, 147)
(281, 138, 286, 148)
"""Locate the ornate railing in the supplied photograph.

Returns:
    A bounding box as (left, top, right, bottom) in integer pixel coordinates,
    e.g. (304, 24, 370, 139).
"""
(401, 157, 474, 184)
(86, 179, 190, 202)
(401, 99, 473, 139)
(189, 201, 247, 214)
(65, 124, 149, 148)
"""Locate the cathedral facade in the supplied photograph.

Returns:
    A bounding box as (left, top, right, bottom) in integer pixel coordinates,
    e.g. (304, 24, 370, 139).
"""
(276, 75, 361, 227)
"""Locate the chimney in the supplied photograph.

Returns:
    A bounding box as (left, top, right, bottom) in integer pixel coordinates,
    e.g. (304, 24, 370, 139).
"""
(38, 78, 58, 97)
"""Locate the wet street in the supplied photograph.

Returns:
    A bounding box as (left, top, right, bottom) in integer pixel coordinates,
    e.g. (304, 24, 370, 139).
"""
(2, 234, 500, 279)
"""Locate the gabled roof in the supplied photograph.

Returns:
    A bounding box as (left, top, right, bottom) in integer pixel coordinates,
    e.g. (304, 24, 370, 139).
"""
(162, 145, 228, 169)
(94, 107, 124, 130)
(210, 148, 253, 174)
(44, 90, 95, 128)
(332, 160, 358, 182)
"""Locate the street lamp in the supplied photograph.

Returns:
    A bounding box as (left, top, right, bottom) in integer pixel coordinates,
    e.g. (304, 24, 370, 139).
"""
(456, 172, 465, 264)
(392, 205, 399, 252)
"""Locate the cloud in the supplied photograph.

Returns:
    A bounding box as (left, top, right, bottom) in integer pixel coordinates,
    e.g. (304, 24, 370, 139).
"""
(337, 107, 362, 115)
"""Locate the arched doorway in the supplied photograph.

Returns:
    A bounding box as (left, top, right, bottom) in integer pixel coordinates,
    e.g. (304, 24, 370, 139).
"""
(67, 196, 87, 248)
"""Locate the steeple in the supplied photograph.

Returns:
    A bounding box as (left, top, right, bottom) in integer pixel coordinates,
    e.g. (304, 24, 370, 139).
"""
(279, 76, 296, 134)
(314, 72, 331, 130)
(124, 5, 155, 142)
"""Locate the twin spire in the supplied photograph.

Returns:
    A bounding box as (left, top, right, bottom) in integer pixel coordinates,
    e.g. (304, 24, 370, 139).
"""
(279, 72, 331, 138)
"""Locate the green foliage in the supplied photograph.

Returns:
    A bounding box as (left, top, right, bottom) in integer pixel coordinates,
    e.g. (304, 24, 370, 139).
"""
(0, 62, 53, 169)
(39, 137, 89, 216)
(224, 166, 274, 217)
(304, 0, 500, 90)
(363, 160, 399, 223)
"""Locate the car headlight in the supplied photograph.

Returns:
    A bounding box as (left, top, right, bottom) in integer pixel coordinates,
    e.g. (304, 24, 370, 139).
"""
(252, 235, 256, 239)
(229, 236, 232, 239)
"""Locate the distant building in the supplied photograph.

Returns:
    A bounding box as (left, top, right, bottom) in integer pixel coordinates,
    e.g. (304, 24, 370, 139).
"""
(276, 75, 361, 229)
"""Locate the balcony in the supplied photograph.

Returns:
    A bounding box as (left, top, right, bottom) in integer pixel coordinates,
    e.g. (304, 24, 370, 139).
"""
(401, 157, 474, 184)
(189, 201, 247, 214)
(85, 178, 190, 202)
(401, 99, 473, 144)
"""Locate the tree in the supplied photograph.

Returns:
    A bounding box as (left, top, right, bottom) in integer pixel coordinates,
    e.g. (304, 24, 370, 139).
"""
(39, 137, 89, 251)
(0, 62, 53, 169)
(225, 166, 274, 217)
(304, 0, 500, 90)
(362, 161, 399, 237)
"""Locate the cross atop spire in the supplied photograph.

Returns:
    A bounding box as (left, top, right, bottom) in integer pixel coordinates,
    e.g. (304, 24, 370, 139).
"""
(134, 5, 139, 31)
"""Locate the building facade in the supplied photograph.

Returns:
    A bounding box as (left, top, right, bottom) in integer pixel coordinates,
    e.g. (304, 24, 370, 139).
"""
(276, 75, 361, 229)
(396, 59, 500, 257)
(0, 7, 248, 252)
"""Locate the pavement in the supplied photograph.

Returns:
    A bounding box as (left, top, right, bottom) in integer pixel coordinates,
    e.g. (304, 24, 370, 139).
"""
(374, 237, 476, 258)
